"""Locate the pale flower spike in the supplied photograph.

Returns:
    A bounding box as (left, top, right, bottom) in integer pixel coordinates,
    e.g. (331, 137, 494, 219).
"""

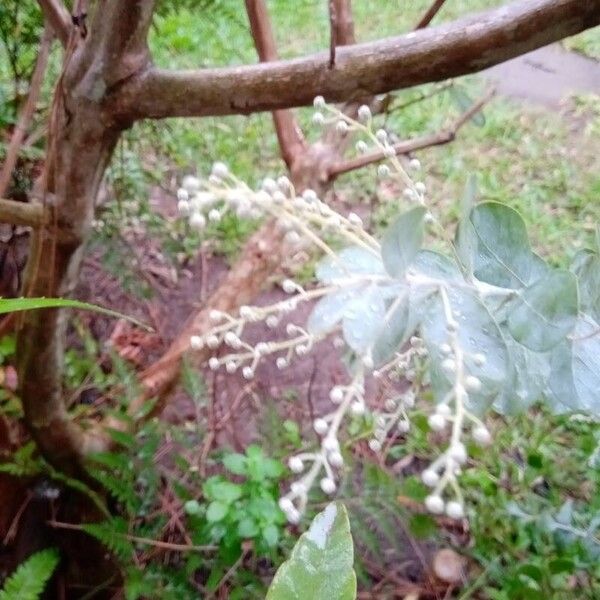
(177, 96, 494, 524)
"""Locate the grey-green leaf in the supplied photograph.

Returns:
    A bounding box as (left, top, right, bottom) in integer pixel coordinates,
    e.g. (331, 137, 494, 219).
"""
(470, 202, 543, 288)
(371, 292, 410, 365)
(381, 206, 427, 277)
(307, 290, 355, 334)
(421, 287, 508, 414)
(455, 175, 478, 279)
(572, 316, 600, 414)
(507, 270, 578, 352)
(315, 247, 385, 284)
(266, 502, 356, 600)
(571, 249, 600, 323)
(342, 287, 386, 354)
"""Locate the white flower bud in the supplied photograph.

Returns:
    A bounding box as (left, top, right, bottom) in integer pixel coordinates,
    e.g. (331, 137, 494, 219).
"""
(351, 401, 365, 416)
(436, 403, 451, 417)
(282, 279, 296, 294)
(377, 164, 390, 179)
(409, 158, 421, 170)
(425, 494, 445, 515)
(288, 457, 304, 473)
(424, 212, 434, 224)
(208, 209, 221, 222)
(404, 394, 415, 408)
(190, 212, 206, 230)
(322, 437, 339, 452)
(242, 366, 254, 379)
(357, 104, 372, 122)
(208, 357, 219, 370)
(312, 111, 325, 125)
(442, 358, 456, 373)
(277, 176, 292, 191)
(473, 425, 492, 446)
(302, 189, 318, 202)
(255, 342, 269, 356)
(403, 188, 416, 200)
(286, 507, 301, 524)
(415, 182, 426, 194)
(428, 413, 446, 431)
(295, 344, 308, 356)
(182, 175, 200, 193)
(398, 420, 410, 433)
(211, 162, 228, 178)
(313, 95, 325, 108)
(206, 335, 220, 349)
(177, 188, 189, 202)
(421, 469, 440, 488)
(336, 120, 349, 134)
(328, 451, 344, 467)
(276, 357, 288, 370)
(272, 190, 286, 203)
(190, 335, 203, 350)
(224, 332, 240, 348)
(285, 230, 301, 245)
(440, 343, 452, 355)
(368, 439, 382, 452)
(473, 353, 487, 366)
(320, 477, 336, 495)
(177, 199, 191, 215)
(355, 140, 368, 154)
(465, 375, 482, 393)
(383, 145, 396, 158)
(362, 354, 374, 369)
(278, 497, 294, 513)
(313, 418, 328, 435)
(225, 361, 237, 373)
(209, 310, 222, 322)
(240, 306, 253, 319)
(446, 501, 464, 520)
(375, 129, 388, 143)
(329, 386, 344, 404)
(448, 442, 467, 464)
(262, 178, 278, 194)
(266, 315, 279, 328)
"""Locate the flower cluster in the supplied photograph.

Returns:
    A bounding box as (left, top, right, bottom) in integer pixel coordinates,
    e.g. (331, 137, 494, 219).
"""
(178, 97, 495, 525)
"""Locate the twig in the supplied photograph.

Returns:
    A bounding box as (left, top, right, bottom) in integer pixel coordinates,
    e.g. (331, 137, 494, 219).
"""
(37, 0, 71, 47)
(329, 88, 495, 178)
(415, 0, 448, 29)
(329, 0, 337, 68)
(0, 197, 47, 227)
(47, 520, 217, 552)
(0, 26, 53, 198)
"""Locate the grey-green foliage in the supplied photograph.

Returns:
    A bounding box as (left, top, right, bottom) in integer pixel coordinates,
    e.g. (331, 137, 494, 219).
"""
(266, 502, 356, 600)
(0, 548, 60, 600)
(308, 198, 600, 415)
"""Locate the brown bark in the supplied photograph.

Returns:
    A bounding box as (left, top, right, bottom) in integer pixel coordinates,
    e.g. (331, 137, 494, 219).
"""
(118, 0, 600, 121)
(37, 0, 71, 48)
(16, 0, 156, 471)
(244, 0, 306, 168)
(415, 0, 447, 29)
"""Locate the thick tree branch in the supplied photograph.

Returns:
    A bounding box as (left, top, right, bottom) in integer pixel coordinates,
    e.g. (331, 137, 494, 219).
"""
(0, 27, 53, 198)
(37, 0, 70, 47)
(0, 198, 47, 228)
(329, 89, 496, 178)
(245, 0, 306, 169)
(121, 0, 600, 121)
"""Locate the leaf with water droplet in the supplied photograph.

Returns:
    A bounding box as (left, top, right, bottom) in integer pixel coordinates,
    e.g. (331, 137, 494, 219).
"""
(342, 286, 386, 354)
(315, 246, 385, 284)
(381, 206, 426, 278)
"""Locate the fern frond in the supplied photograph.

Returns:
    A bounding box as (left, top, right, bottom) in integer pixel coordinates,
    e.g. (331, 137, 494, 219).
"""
(0, 548, 60, 600)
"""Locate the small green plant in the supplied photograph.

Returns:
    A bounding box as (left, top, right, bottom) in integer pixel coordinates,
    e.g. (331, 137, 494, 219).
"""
(0, 548, 60, 600)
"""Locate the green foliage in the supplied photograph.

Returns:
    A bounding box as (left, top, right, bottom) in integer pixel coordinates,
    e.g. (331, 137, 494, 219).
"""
(0, 548, 59, 600)
(266, 502, 356, 600)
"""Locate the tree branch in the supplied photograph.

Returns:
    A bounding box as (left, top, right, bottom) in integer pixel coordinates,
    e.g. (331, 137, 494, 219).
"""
(37, 0, 70, 47)
(0, 27, 53, 198)
(415, 0, 447, 29)
(328, 89, 495, 178)
(245, 0, 306, 169)
(0, 198, 47, 228)
(120, 0, 600, 121)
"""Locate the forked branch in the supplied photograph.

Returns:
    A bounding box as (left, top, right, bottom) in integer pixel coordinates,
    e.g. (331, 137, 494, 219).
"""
(120, 0, 600, 121)
(37, 0, 70, 47)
